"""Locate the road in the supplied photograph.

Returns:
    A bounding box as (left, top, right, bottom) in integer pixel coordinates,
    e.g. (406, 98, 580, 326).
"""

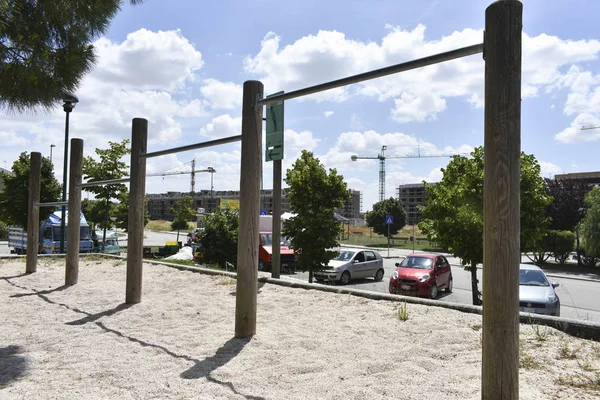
(3, 234, 599, 322)
(288, 253, 600, 323)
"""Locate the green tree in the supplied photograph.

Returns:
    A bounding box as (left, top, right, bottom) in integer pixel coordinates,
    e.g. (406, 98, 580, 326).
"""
(1, 0, 144, 112)
(111, 191, 149, 232)
(366, 197, 406, 238)
(170, 195, 195, 242)
(419, 147, 552, 305)
(0, 152, 61, 228)
(199, 206, 239, 267)
(580, 187, 600, 262)
(82, 139, 130, 243)
(81, 198, 104, 230)
(282, 150, 350, 283)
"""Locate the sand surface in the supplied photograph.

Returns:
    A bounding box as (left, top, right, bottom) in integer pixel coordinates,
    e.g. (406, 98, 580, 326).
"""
(1, 258, 599, 399)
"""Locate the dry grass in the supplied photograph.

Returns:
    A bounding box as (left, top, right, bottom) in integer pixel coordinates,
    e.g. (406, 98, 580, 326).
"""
(145, 220, 195, 232)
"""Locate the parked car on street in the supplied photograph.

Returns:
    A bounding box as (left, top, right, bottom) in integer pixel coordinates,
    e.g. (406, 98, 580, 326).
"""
(519, 264, 560, 317)
(314, 248, 385, 284)
(389, 253, 452, 299)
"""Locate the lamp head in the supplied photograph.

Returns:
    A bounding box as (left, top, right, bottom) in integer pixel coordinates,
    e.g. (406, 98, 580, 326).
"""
(351, 155, 357, 161)
(62, 93, 79, 112)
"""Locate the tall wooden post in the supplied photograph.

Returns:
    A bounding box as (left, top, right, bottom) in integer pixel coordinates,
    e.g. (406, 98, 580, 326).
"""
(272, 159, 282, 279)
(482, 1, 522, 399)
(126, 118, 148, 304)
(66, 139, 83, 285)
(26, 152, 41, 273)
(235, 80, 263, 338)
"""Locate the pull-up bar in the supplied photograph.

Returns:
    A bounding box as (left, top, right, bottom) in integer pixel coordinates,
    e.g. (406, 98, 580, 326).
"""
(257, 43, 484, 106)
(35, 201, 69, 208)
(141, 134, 242, 159)
(78, 178, 131, 188)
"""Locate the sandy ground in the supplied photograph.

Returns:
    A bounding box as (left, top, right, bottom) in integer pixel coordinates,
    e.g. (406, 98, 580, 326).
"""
(1, 258, 599, 400)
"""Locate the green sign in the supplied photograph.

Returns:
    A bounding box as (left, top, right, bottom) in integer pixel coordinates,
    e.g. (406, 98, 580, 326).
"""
(265, 91, 284, 162)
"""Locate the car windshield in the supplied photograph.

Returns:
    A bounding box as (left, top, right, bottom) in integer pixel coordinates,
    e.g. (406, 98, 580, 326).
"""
(334, 251, 356, 261)
(260, 234, 291, 246)
(519, 269, 549, 286)
(399, 256, 433, 269)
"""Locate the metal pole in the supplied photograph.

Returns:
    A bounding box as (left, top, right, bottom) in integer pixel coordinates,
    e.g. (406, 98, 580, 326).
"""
(387, 223, 390, 258)
(66, 138, 83, 285)
(142, 135, 241, 159)
(272, 159, 282, 278)
(482, 1, 522, 399)
(126, 118, 148, 304)
(26, 152, 41, 273)
(412, 219, 415, 253)
(60, 111, 70, 253)
(235, 80, 263, 338)
(210, 171, 214, 212)
(78, 178, 131, 188)
(50, 144, 55, 163)
(257, 44, 484, 106)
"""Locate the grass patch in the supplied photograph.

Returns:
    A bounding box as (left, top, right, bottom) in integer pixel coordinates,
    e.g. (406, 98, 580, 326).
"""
(160, 259, 197, 267)
(556, 372, 600, 391)
(146, 220, 195, 232)
(469, 323, 482, 331)
(396, 302, 409, 321)
(532, 324, 549, 342)
(520, 341, 542, 370)
(343, 225, 445, 251)
(558, 340, 579, 360)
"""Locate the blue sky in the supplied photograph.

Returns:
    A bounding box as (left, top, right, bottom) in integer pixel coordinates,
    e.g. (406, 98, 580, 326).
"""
(2, 0, 600, 211)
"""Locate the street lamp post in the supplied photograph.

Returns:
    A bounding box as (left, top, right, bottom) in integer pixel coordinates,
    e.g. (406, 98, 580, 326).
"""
(60, 93, 79, 254)
(50, 144, 56, 162)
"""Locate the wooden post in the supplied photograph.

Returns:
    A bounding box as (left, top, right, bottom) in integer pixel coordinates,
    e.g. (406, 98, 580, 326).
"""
(482, 1, 522, 399)
(235, 80, 263, 338)
(26, 152, 41, 273)
(272, 159, 282, 279)
(126, 118, 148, 304)
(66, 138, 83, 285)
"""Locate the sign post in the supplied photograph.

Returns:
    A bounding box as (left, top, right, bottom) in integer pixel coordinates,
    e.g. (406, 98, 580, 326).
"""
(266, 91, 284, 278)
(386, 215, 393, 258)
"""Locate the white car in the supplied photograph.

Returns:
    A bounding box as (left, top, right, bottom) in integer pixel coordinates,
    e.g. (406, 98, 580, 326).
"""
(314, 248, 385, 284)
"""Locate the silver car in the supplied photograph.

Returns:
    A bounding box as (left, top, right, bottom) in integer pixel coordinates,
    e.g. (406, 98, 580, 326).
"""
(314, 248, 385, 285)
(519, 264, 560, 317)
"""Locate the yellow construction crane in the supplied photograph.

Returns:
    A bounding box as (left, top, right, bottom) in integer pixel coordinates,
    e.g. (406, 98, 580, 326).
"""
(147, 159, 216, 193)
(351, 145, 465, 201)
(581, 125, 600, 130)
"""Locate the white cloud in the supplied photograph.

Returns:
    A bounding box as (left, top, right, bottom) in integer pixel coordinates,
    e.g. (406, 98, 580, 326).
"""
(0, 131, 30, 147)
(200, 79, 243, 109)
(538, 161, 562, 177)
(244, 26, 600, 123)
(324, 111, 334, 118)
(555, 113, 600, 143)
(283, 129, 320, 152)
(94, 29, 204, 91)
(199, 114, 242, 139)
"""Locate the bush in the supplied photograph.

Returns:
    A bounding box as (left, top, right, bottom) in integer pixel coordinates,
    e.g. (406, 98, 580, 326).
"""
(199, 207, 239, 267)
(545, 230, 575, 264)
(0, 221, 7, 240)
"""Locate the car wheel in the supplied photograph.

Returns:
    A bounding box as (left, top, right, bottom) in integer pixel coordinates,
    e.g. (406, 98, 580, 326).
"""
(445, 278, 453, 293)
(430, 284, 438, 299)
(258, 260, 266, 271)
(374, 269, 384, 282)
(340, 271, 351, 285)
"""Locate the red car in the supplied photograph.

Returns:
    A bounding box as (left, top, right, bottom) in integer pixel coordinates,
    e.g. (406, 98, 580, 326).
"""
(389, 253, 453, 299)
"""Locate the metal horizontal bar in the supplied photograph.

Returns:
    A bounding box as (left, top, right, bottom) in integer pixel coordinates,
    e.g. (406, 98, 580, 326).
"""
(258, 43, 484, 106)
(35, 201, 68, 208)
(79, 178, 131, 188)
(142, 135, 242, 159)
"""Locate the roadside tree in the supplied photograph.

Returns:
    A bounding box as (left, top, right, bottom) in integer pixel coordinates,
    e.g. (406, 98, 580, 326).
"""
(366, 197, 406, 238)
(0, 152, 61, 228)
(82, 139, 130, 244)
(283, 150, 350, 283)
(580, 187, 600, 264)
(170, 195, 195, 242)
(419, 147, 552, 305)
(111, 191, 149, 232)
(199, 206, 239, 267)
